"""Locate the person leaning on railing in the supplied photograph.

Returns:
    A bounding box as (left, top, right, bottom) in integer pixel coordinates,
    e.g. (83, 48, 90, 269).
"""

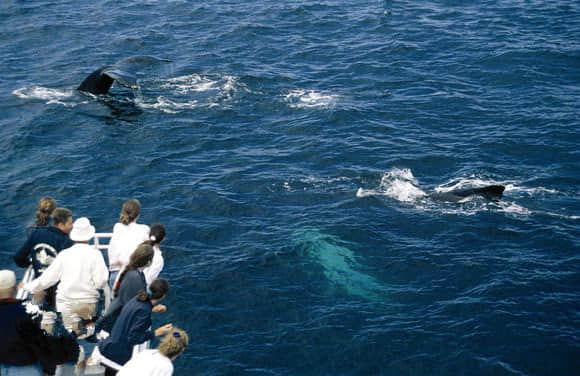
(98, 278, 173, 376)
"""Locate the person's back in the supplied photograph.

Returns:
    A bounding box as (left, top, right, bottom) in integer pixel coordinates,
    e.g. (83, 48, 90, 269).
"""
(0, 296, 40, 367)
(107, 199, 150, 287)
(111, 222, 150, 268)
(51, 243, 108, 303)
(96, 269, 146, 333)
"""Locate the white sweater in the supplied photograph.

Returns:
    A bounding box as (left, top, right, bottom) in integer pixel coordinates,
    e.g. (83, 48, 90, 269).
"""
(25, 243, 108, 304)
(107, 222, 150, 272)
(117, 350, 173, 376)
(143, 244, 164, 286)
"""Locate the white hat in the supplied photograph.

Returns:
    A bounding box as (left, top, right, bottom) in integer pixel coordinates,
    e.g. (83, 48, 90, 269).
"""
(0, 270, 16, 289)
(69, 217, 96, 242)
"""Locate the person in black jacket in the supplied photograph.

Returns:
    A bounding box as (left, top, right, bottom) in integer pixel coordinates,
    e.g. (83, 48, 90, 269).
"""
(14, 208, 74, 310)
(0, 269, 79, 375)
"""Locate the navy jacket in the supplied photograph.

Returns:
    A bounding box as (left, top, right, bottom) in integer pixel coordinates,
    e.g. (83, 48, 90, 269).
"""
(98, 297, 155, 365)
(96, 270, 146, 333)
(0, 298, 79, 375)
(14, 226, 74, 275)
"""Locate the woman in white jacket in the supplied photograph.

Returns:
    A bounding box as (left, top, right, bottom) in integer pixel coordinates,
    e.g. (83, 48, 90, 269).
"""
(107, 199, 150, 288)
(117, 327, 188, 376)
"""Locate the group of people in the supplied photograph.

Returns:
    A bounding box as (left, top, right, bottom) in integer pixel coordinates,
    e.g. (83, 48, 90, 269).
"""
(1, 197, 189, 376)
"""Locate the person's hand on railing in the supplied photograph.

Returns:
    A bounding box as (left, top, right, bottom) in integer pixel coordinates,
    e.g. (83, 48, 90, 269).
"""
(152, 304, 167, 313)
(154, 323, 173, 337)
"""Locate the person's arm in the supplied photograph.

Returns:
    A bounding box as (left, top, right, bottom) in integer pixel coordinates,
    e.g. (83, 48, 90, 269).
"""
(13, 236, 34, 267)
(92, 250, 109, 290)
(24, 254, 63, 293)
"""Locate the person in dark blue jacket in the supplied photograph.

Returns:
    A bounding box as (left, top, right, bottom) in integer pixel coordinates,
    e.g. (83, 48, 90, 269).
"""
(98, 278, 173, 376)
(0, 269, 79, 375)
(96, 243, 167, 333)
(14, 208, 74, 310)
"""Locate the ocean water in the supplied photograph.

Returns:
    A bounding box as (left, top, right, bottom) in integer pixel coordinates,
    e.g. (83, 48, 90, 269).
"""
(1, 0, 579, 374)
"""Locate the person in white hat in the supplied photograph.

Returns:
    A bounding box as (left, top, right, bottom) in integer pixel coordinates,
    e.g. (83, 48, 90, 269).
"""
(25, 217, 109, 330)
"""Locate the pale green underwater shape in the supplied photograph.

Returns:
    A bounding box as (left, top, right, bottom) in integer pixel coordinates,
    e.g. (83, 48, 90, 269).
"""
(294, 229, 384, 301)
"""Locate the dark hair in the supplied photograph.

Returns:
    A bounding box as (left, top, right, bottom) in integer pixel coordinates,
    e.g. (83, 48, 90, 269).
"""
(35, 197, 56, 226)
(137, 278, 169, 302)
(113, 243, 154, 297)
(52, 208, 72, 226)
(149, 224, 166, 245)
(119, 199, 141, 225)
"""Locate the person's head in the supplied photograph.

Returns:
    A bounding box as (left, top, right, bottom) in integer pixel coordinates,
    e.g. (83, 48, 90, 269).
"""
(119, 199, 141, 225)
(69, 217, 95, 243)
(0, 270, 17, 299)
(158, 327, 189, 360)
(53, 208, 73, 234)
(149, 224, 166, 245)
(129, 243, 154, 269)
(35, 197, 56, 226)
(136, 278, 169, 304)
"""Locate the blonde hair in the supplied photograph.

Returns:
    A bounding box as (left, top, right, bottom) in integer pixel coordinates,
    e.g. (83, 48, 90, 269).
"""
(36, 197, 56, 226)
(158, 328, 189, 359)
(119, 199, 141, 225)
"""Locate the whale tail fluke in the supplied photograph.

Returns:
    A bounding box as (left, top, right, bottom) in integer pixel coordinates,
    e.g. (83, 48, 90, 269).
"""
(77, 56, 170, 95)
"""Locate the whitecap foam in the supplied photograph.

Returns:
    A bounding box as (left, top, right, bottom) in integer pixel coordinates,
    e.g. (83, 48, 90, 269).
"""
(504, 184, 559, 196)
(13, 86, 76, 106)
(135, 96, 199, 114)
(357, 168, 427, 202)
(160, 74, 240, 97)
(284, 89, 338, 109)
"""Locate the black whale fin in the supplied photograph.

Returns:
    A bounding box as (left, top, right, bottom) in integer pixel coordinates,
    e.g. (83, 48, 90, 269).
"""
(77, 56, 170, 95)
(451, 185, 506, 200)
(429, 184, 505, 202)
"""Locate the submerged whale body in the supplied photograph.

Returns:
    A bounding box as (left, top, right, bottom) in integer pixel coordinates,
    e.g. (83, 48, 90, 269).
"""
(429, 185, 505, 202)
(77, 56, 170, 95)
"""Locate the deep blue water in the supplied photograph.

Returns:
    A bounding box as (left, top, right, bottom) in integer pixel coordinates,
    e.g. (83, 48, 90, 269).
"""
(1, 0, 579, 374)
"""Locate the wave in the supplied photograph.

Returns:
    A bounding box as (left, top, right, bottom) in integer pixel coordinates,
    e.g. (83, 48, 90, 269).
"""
(284, 89, 338, 109)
